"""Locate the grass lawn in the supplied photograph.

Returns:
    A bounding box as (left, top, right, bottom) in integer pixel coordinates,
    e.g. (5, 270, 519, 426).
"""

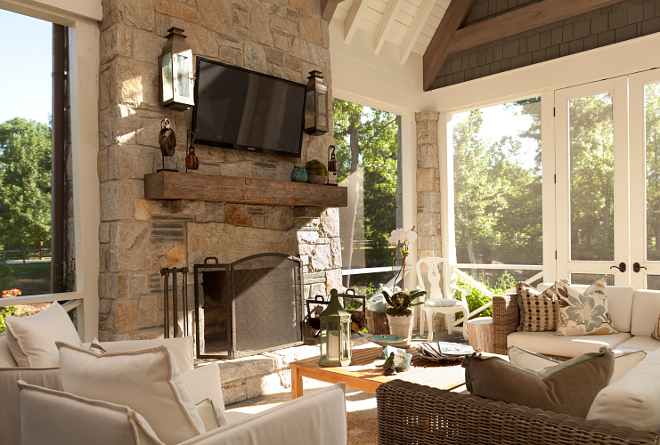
(8, 262, 51, 296)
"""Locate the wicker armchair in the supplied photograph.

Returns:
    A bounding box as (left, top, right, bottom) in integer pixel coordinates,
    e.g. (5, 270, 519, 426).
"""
(376, 380, 660, 445)
(491, 292, 520, 355)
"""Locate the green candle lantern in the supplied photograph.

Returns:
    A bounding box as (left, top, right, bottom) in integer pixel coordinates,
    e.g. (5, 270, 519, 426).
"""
(318, 288, 353, 367)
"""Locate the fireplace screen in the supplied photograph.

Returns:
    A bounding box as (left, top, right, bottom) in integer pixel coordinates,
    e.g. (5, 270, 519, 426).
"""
(194, 254, 303, 359)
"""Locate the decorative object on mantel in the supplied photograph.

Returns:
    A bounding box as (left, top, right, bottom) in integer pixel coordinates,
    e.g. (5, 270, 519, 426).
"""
(303, 70, 328, 135)
(157, 118, 178, 173)
(159, 27, 194, 111)
(327, 145, 339, 186)
(306, 159, 329, 184)
(290, 166, 308, 183)
(144, 171, 348, 207)
(318, 288, 353, 367)
(185, 130, 199, 172)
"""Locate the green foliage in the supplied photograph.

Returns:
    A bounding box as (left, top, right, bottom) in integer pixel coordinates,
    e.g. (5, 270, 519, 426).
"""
(455, 271, 517, 318)
(380, 287, 427, 315)
(0, 118, 52, 251)
(0, 259, 13, 291)
(0, 305, 18, 334)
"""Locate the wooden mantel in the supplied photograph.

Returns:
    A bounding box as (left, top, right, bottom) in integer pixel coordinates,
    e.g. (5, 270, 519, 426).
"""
(144, 171, 347, 208)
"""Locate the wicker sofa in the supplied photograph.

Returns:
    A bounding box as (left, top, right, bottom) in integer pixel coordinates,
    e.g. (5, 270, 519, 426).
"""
(376, 379, 660, 445)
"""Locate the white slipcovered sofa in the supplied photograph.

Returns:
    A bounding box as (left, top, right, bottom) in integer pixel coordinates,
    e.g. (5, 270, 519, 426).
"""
(0, 303, 347, 445)
(493, 285, 660, 357)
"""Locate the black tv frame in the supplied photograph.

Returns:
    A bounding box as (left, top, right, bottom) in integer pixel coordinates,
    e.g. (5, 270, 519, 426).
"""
(192, 57, 305, 159)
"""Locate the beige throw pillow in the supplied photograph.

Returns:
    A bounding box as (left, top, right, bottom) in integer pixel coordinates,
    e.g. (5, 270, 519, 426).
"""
(6, 302, 81, 367)
(57, 342, 205, 445)
(653, 313, 660, 341)
(463, 347, 614, 418)
(515, 282, 561, 332)
(181, 365, 227, 426)
(555, 279, 618, 336)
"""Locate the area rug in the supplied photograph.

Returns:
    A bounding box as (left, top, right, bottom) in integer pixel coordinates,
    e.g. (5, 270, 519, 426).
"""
(225, 383, 378, 445)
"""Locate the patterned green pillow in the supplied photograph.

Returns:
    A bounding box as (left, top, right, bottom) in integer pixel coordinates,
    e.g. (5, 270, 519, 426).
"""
(555, 279, 618, 336)
(515, 282, 560, 332)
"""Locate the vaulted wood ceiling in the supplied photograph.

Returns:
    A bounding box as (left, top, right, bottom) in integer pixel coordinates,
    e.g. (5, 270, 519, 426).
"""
(326, 0, 634, 92)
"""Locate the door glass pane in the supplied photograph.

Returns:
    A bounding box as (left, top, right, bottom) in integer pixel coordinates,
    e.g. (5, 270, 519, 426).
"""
(647, 275, 660, 290)
(569, 93, 614, 261)
(452, 97, 542, 267)
(570, 273, 615, 286)
(646, 83, 660, 261)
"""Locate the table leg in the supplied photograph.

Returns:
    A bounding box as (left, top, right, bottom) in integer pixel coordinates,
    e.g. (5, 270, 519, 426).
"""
(291, 366, 304, 399)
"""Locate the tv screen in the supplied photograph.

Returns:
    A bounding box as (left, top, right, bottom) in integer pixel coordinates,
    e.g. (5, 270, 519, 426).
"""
(193, 57, 305, 158)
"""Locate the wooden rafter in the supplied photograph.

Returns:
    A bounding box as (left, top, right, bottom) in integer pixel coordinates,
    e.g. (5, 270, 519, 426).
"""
(422, 0, 478, 91)
(321, 0, 347, 21)
(374, 0, 406, 55)
(447, 0, 625, 55)
(400, 0, 438, 65)
(344, 0, 369, 44)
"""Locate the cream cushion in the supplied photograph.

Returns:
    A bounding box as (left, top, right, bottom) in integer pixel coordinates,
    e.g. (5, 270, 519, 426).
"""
(5, 302, 81, 367)
(630, 290, 660, 336)
(0, 333, 18, 367)
(508, 345, 646, 383)
(18, 380, 165, 445)
(181, 365, 227, 426)
(83, 336, 195, 373)
(587, 348, 660, 432)
(57, 342, 205, 445)
(507, 330, 631, 357)
(615, 335, 660, 352)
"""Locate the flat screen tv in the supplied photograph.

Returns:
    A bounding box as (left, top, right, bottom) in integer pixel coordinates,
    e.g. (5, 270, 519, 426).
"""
(192, 57, 305, 158)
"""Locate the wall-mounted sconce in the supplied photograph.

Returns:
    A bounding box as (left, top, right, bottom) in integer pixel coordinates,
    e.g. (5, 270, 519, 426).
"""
(159, 27, 194, 111)
(303, 70, 328, 135)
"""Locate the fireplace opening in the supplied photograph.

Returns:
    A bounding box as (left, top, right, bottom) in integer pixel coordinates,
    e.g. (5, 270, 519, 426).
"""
(194, 253, 303, 359)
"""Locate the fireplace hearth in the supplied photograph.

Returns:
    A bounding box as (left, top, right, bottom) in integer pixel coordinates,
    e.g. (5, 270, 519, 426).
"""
(194, 253, 303, 359)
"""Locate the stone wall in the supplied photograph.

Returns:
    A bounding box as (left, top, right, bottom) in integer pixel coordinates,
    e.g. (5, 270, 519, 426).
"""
(431, 0, 660, 89)
(97, 0, 341, 341)
(415, 111, 441, 260)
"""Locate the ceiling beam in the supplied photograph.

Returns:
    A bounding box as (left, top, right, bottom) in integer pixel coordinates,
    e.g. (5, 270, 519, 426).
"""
(344, 0, 369, 44)
(423, 0, 478, 91)
(374, 0, 406, 55)
(400, 0, 438, 65)
(447, 0, 625, 55)
(321, 0, 347, 21)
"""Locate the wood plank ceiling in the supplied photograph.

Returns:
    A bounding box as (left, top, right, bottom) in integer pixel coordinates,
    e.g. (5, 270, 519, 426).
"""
(327, 0, 632, 91)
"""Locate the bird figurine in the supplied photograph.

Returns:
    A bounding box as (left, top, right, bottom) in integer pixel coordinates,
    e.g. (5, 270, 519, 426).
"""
(379, 352, 397, 376)
(158, 118, 178, 172)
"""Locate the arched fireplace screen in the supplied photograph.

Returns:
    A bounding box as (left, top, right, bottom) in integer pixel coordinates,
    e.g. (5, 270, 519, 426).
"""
(194, 253, 303, 359)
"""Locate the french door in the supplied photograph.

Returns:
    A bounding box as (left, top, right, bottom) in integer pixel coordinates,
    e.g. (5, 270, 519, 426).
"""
(556, 72, 660, 288)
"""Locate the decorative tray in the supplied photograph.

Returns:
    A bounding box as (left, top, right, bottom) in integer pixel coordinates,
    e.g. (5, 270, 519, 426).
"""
(366, 335, 409, 348)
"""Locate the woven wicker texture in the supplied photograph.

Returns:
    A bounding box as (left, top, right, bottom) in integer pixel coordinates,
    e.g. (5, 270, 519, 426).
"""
(492, 294, 520, 355)
(376, 380, 660, 445)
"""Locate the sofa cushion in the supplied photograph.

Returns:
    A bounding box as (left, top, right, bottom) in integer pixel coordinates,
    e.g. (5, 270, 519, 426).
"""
(515, 282, 560, 332)
(57, 342, 205, 445)
(587, 348, 660, 432)
(556, 280, 618, 336)
(18, 380, 165, 445)
(181, 365, 227, 427)
(508, 330, 631, 357)
(615, 335, 660, 352)
(654, 314, 660, 341)
(463, 347, 614, 418)
(5, 302, 81, 367)
(631, 290, 660, 336)
(94, 337, 194, 373)
(0, 333, 18, 368)
(508, 345, 646, 383)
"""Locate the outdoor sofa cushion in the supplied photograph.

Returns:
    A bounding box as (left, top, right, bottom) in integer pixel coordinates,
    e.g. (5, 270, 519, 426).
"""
(5, 302, 81, 367)
(616, 335, 660, 352)
(18, 380, 165, 445)
(57, 342, 205, 445)
(587, 347, 660, 432)
(507, 330, 631, 357)
(463, 347, 614, 418)
(181, 365, 227, 427)
(508, 345, 646, 382)
(0, 333, 18, 367)
(630, 290, 660, 336)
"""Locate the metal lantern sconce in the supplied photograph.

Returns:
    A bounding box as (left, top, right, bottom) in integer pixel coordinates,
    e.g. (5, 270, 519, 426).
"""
(159, 27, 194, 111)
(318, 288, 353, 367)
(304, 70, 328, 135)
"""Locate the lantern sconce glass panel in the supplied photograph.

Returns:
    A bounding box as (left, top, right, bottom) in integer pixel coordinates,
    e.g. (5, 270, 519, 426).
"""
(160, 27, 195, 111)
(304, 70, 328, 135)
(318, 289, 353, 367)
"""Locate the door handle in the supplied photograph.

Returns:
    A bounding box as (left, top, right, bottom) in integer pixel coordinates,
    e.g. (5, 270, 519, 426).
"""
(633, 262, 648, 273)
(610, 262, 626, 272)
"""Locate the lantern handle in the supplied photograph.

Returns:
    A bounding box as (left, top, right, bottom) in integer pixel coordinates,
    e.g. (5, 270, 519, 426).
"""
(187, 129, 196, 154)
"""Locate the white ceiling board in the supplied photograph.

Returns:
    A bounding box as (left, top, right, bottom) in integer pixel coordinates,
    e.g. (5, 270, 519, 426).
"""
(374, 0, 406, 54)
(421, 23, 435, 37)
(362, 6, 382, 24)
(387, 32, 405, 45)
(412, 42, 425, 55)
(391, 20, 408, 35)
(344, 0, 370, 44)
(400, 1, 418, 16)
(396, 10, 414, 26)
(337, 0, 353, 11)
(368, 0, 388, 13)
(358, 20, 378, 33)
(334, 8, 349, 20)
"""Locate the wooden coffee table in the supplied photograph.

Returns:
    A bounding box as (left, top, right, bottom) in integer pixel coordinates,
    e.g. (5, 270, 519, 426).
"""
(289, 343, 467, 399)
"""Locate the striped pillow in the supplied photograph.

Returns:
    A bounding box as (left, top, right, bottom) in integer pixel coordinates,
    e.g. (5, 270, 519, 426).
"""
(653, 314, 660, 341)
(516, 282, 560, 332)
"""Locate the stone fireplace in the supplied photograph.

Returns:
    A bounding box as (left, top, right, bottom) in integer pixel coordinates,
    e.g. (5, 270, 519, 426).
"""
(97, 0, 341, 347)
